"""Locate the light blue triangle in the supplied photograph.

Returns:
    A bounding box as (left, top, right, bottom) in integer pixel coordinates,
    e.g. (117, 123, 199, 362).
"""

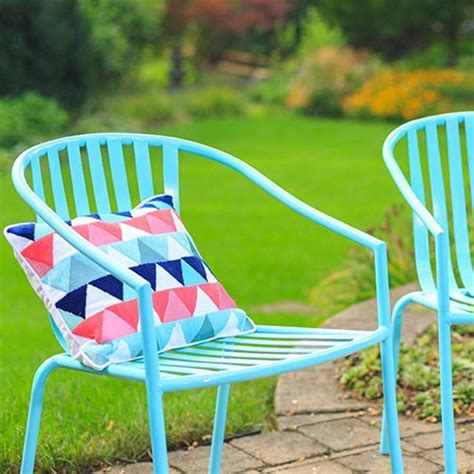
(68, 254, 107, 291)
(59, 309, 84, 330)
(181, 260, 206, 286)
(43, 257, 72, 291)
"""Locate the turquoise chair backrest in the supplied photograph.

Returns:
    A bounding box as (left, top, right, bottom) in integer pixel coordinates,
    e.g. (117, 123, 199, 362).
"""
(383, 112, 473, 296)
(17, 134, 185, 221)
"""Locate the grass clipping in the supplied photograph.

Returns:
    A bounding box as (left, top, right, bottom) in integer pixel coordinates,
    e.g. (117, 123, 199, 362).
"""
(340, 325, 474, 421)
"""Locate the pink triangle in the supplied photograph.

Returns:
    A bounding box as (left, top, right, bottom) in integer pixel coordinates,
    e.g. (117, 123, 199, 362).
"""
(152, 289, 170, 321)
(217, 284, 236, 309)
(88, 223, 122, 246)
(200, 282, 221, 307)
(99, 310, 136, 343)
(109, 299, 139, 329)
(72, 312, 103, 341)
(74, 224, 91, 241)
(27, 259, 52, 277)
(163, 289, 192, 323)
(125, 214, 152, 233)
(147, 211, 176, 234)
(176, 286, 198, 314)
(22, 233, 54, 268)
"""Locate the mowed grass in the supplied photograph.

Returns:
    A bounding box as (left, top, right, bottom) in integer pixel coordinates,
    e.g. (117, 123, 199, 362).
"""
(0, 115, 401, 472)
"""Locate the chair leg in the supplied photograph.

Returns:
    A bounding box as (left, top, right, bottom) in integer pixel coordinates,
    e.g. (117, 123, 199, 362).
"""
(209, 384, 231, 474)
(438, 319, 457, 473)
(380, 297, 409, 455)
(380, 335, 404, 473)
(147, 389, 168, 474)
(21, 357, 58, 474)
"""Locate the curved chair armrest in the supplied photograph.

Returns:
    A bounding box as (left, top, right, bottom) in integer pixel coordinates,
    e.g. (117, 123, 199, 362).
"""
(382, 132, 444, 237)
(382, 132, 451, 307)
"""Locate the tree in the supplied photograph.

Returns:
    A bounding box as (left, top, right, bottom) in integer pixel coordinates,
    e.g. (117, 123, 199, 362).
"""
(317, 0, 473, 64)
(0, 0, 162, 106)
(163, 0, 295, 63)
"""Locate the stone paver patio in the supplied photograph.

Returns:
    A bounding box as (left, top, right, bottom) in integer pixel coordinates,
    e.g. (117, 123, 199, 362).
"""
(100, 284, 473, 473)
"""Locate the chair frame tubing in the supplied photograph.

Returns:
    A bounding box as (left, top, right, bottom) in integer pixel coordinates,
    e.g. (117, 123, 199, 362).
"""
(380, 111, 474, 474)
(12, 133, 404, 473)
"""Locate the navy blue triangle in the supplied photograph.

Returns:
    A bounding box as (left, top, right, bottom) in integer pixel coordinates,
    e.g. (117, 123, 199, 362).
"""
(183, 256, 208, 280)
(116, 210, 132, 217)
(7, 223, 36, 240)
(56, 285, 88, 318)
(158, 260, 184, 284)
(90, 275, 123, 300)
(131, 263, 156, 290)
(140, 194, 175, 210)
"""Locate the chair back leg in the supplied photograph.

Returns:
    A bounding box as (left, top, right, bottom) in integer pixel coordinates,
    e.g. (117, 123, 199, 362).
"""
(21, 358, 58, 474)
(380, 337, 404, 472)
(209, 384, 231, 474)
(438, 318, 457, 473)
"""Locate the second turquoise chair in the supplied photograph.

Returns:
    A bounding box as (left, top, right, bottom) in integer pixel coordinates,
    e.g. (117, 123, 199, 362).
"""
(380, 111, 473, 473)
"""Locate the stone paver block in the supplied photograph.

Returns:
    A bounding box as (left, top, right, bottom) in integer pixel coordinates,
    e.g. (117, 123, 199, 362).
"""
(422, 448, 474, 472)
(275, 362, 369, 415)
(230, 431, 328, 466)
(299, 417, 380, 452)
(277, 412, 356, 431)
(339, 449, 440, 473)
(407, 428, 472, 450)
(168, 443, 263, 473)
(99, 463, 180, 474)
(361, 415, 442, 439)
(265, 458, 351, 473)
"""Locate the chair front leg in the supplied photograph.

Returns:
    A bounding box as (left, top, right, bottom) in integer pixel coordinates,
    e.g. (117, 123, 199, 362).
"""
(380, 295, 412, 454)
(380, 335, 404, 473)
(438, 317, 457, 473)
(209, 384, 231, 474)
(21, 357, 59, 474)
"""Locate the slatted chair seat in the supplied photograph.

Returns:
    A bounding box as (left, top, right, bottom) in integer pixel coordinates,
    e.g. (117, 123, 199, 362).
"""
(53, 326, 380, 391)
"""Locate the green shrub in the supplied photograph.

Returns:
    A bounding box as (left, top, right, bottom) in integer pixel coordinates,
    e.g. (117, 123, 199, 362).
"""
(287, 46, 379, 117)
(340, 325, 474, 421)
(101, 91, 178, 126)
(247, 74, 291, 107)
(182, 87, 246, 118)
(0, 92, 69, 147)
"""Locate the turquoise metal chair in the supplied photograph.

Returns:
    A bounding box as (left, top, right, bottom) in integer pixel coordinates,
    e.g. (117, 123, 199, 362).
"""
(12, 133, 403, 473)
(380, 111, 473, 473)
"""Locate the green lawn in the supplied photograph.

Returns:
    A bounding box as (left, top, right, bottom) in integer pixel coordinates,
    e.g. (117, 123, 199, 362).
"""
(0, 115, 402, 472)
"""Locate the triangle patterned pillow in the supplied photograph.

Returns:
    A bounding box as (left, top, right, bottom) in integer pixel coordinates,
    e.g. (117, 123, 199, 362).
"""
(4, 195, 255, 369)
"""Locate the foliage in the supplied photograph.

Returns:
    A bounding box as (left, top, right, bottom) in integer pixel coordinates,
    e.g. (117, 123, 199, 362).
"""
(0, 0, 162, 106)
(164, 0, 298, 62)
(0, 92, 69, 148)
(183, 87, 246, 118)
(317, 0, 473, 65)
(343, 69, 474, 120)
(287, 46, 379, 116)
(295, 6, 345, 57)
(98, 86, 248, 130)
(340, 325, 474, 420)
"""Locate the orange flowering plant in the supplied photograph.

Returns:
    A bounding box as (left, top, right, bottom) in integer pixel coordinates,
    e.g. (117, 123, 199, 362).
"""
(343, 69, 474, 121)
